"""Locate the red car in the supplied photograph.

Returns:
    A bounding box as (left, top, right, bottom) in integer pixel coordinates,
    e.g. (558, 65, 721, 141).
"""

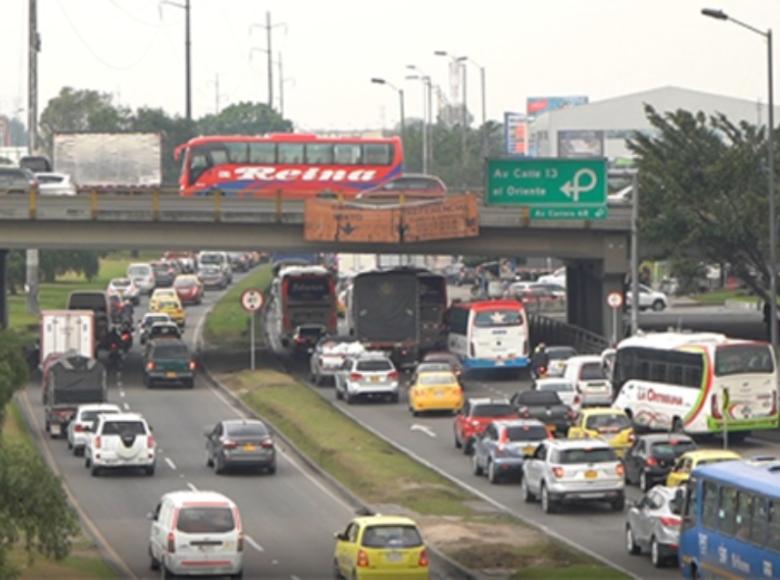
(454, 398, 519, 455)
(173, 275, 203, 305)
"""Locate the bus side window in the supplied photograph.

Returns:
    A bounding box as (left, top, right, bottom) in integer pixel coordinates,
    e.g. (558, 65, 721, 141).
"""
(681, 485, 696, 527)
(752, 497, 769, 547)
(736, 491, 754, 542)
(701, 480, 719, 529)
(718, 486, 738, 536)
(768, 500, 780, 552)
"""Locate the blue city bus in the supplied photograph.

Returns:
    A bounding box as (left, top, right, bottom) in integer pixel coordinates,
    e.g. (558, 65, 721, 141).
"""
(679, 458, 780, 578)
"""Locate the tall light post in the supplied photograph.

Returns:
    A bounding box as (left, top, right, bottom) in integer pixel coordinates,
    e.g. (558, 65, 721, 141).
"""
(160, 0, 192, 120)
(703, 8, 776, 352)
(406, 67, 433, 173)
(250, 12, 286, 109)
(434, 51, 469, 166)
(371, 78, 406, 146)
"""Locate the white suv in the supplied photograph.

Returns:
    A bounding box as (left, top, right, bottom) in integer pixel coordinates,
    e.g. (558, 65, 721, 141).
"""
(521, 439, 625, 513)
(67, 403, 121, 456)
(626, 284, 668, 312)
(85, 412, 156, 476)
(148, 490, 243, 578)
(334, 352, 400, 404)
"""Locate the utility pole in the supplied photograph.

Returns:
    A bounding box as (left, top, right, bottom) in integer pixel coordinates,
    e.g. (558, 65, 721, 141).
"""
(27, 0, 39, 315)
(278, 52, 284, 115)
(250, 13, 286, 109)
(460, 61, 467, 166)
(161, 0, 192, 120)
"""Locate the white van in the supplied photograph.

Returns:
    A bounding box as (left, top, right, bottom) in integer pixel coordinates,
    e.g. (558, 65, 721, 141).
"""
(127, 263, 155, 295)
(562, 355, 612, 406)
(198, 251, 232, 283)
(148, 490, 243, 577)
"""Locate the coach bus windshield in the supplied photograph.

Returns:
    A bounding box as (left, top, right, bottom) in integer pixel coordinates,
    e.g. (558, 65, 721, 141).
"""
(714, 344, 775, 376)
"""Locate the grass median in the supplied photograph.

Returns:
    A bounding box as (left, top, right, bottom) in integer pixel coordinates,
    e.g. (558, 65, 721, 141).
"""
(3, 401, 116, 579)
(203, 265, 272, 349)
(218, 367, 625, 578)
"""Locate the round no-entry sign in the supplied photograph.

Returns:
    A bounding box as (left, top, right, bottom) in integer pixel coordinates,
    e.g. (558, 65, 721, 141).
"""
(241, 288, 264, 313)
(607, 291, 623, 309)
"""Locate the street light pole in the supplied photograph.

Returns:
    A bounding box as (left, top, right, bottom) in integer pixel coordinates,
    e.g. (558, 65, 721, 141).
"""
(161, 0, 192, 120)
(406, 70, 430, 173)
(702, 8, 777, 352)
(370, 78, 406, 146)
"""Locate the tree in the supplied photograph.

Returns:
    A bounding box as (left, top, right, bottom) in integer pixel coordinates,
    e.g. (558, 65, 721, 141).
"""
(130, 107, 196, 186)
(0, 332, 78, 579)
(39, 87, 131, 155)
(197, 102, 292, 136)
(628, 106, 772, 300)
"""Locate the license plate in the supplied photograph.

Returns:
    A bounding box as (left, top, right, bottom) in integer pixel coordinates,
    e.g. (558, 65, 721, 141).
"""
(546, 424, 556, 433)
(51, 424, 61, 436)
(165, 372, 177, 378)
(243, 444, 256, 452)
(371, 376, 380, 383)
(523, 446, 535, 455)
(386, 551, 403, 562)
(585, 470, 597, 479)
(435, 390, 445, 398)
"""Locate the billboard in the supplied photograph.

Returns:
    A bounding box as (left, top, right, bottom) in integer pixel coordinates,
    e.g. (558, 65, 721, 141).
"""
(527, 96, 588, 117)
(557, 130, 604, 158)
(504, 112, 527, 156)
(304, 195, 479, 243)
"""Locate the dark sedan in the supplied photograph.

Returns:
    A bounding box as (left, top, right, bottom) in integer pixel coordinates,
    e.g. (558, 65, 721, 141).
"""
(509, 390, 575, 437)
(624, 434, 697, 491)
(205, 419, 276, 474)
(151, 261, 176, 288)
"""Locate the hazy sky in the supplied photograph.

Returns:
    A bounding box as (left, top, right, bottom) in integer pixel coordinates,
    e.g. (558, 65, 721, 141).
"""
(1, 0, 779, 130)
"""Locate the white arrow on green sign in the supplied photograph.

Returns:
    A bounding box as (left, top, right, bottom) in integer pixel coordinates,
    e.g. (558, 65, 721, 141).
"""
(486, 157, 608, 220)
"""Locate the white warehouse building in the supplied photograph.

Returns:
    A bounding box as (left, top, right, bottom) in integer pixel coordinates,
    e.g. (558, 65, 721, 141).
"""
(528, 86, 780, 160)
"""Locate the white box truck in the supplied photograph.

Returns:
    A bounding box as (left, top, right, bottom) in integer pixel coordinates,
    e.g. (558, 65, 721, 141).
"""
(40, 310, 95, 362)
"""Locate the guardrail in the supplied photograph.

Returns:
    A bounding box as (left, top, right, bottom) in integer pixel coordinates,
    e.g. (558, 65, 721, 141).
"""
(529, 313, 610, 354)
(0, 189, 632, 232)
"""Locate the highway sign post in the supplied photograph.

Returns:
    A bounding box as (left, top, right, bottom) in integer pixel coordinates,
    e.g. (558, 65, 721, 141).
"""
(241, 289, 264, 371)
(606, 292, 623, 345)
(485, 158, 608, 220)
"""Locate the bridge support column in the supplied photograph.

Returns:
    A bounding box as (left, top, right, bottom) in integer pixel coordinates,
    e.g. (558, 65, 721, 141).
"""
(565, 234, 629, 344)
(0, 249, 7, 330)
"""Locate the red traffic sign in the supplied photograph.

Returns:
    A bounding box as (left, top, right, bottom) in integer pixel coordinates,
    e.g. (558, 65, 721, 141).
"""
(241, 288, 264, 313)
(606, 292, 623, 309)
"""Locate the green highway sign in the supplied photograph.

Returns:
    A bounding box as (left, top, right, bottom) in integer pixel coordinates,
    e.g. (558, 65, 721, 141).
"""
(486, 157, 608, 220)
(530, 206, 607, 220)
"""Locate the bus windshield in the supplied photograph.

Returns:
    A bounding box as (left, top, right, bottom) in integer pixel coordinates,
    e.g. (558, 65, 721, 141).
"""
(473, 309, 523, 328)
(714, 344, 774, 376)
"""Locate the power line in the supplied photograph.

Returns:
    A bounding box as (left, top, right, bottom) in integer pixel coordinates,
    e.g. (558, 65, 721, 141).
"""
(56, 0, 161, 71)
(107, 0, 160, 28)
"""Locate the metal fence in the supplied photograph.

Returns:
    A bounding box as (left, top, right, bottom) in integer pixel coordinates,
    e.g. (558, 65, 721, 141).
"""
(528, 313, 610, 354)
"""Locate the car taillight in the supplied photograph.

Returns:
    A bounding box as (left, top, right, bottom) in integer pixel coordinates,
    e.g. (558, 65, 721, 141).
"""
(147, 435, 155, 448)
(189, 360, 197, 371)
(711, 393, 722, 420)
(418, 548, 429, 567)
(260, 438, 274, 449)
(645, 456, 658, 467)
(146, 361, 156, 371)
(74, 423, 86, 432)
(518, 406, 530, 418)
(122, 332, 131, 341)
(350, 373, 363, 382)
(94, 436, 102, 449)
(616, 464, 625, 477)
(167, 531, 176, 553)
(660, 516, 681, 527)
(628, 432, 636, 443)
(222, 439, 238, 449)
(356, 549, 369, 568)
(469, 419, 481, 427)
(388, 371, 399, 380)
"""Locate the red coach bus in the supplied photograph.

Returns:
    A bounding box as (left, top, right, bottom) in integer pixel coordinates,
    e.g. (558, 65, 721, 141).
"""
(174, 133, 403, 198)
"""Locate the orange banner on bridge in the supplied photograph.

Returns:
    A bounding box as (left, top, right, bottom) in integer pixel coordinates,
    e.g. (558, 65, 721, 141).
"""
(303, 194, 479, 243)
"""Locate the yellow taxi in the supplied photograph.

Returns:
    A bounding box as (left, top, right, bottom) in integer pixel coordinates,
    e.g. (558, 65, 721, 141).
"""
(149, 288, 178, 311)
(567, 408, 635, 458)
(408, 371, 463, 416)
(665, 449, 741, 487)
(334, 515, 429, 579)
(152, 298, 186, 327)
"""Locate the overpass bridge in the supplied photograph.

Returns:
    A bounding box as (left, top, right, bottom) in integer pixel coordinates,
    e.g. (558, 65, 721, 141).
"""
(0, 193, 631, 340)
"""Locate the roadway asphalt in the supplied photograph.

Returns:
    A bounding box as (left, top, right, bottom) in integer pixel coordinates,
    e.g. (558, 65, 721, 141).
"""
(20, 273, 361, 579)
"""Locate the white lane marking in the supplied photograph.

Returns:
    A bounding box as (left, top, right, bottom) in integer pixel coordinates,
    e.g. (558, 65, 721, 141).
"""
(164, 457, 177, 471)
(291, 576, 301, 580)
(410, 424, 437, 438)
(205, 384, 354, 513)
(122, 402, 130, 411)
(244, 535, 264, 552)
(186, 482, 198, 491)
(332, 399, 639, 579)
